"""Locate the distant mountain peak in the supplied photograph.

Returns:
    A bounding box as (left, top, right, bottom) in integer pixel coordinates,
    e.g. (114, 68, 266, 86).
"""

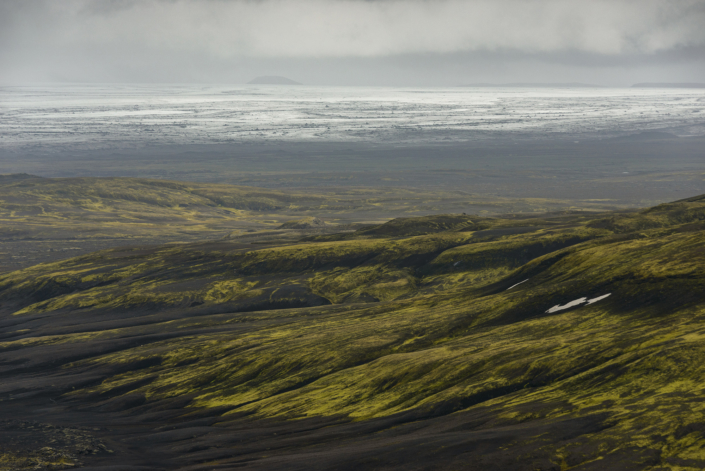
(0, 173, 43, 182)
(248, 76, 302, 85)
(631, 82, 705, 88)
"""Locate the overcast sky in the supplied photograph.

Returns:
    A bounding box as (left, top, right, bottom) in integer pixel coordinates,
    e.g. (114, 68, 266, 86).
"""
(1, 0, 704, 86)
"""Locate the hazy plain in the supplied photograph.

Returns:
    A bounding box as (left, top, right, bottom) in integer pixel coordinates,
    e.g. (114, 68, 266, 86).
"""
(1, 84, 704, 272)
(1, 85, 704, 152)
(1, 85, 703, 205)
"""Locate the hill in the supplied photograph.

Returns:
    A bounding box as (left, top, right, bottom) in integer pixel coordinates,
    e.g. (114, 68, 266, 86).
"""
(631, 82, 705, 88)
(248, 76, 301, 85)
(2, 193, 705, 469)
(0, 175, 621, 272)
(0, 175, 331, 271)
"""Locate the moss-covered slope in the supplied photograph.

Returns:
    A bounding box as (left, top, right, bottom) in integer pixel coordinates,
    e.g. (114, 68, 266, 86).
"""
(2, 197, 705, 469)
(0, 174, 629, 272)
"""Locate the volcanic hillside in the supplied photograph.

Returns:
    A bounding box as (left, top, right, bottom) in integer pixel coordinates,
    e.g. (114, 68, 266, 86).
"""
(2, 194, 705, 469)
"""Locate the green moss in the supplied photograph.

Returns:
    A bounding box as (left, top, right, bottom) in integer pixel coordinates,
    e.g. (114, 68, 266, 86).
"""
(5, 195, 705, 466)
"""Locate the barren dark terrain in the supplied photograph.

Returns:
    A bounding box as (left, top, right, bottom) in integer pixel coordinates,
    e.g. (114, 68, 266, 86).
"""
(2, 179, 705, 469)
(0, 129, 704, 470)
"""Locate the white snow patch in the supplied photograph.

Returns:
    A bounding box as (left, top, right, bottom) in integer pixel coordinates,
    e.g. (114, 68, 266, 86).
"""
(587, 293, 611, 304)
(506, 279, 529, 290)
(546, 293, 612, 313)
(546, 297, 587, 313)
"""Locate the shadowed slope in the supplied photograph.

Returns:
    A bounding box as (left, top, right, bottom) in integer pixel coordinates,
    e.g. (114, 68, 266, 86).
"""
(2, 197, 705, 469)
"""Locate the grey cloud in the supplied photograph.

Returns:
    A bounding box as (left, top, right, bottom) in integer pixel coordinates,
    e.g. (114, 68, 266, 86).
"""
(1, 0, 704, 85)
(6, 0, 705, 57)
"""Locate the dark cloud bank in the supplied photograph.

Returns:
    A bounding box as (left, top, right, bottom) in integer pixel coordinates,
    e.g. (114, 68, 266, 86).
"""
(1, 0, 704, 86)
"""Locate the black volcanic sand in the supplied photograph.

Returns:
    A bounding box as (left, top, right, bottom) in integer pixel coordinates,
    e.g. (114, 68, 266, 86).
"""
(0, 292, 657, 470)
(0, 396, 617, 471)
